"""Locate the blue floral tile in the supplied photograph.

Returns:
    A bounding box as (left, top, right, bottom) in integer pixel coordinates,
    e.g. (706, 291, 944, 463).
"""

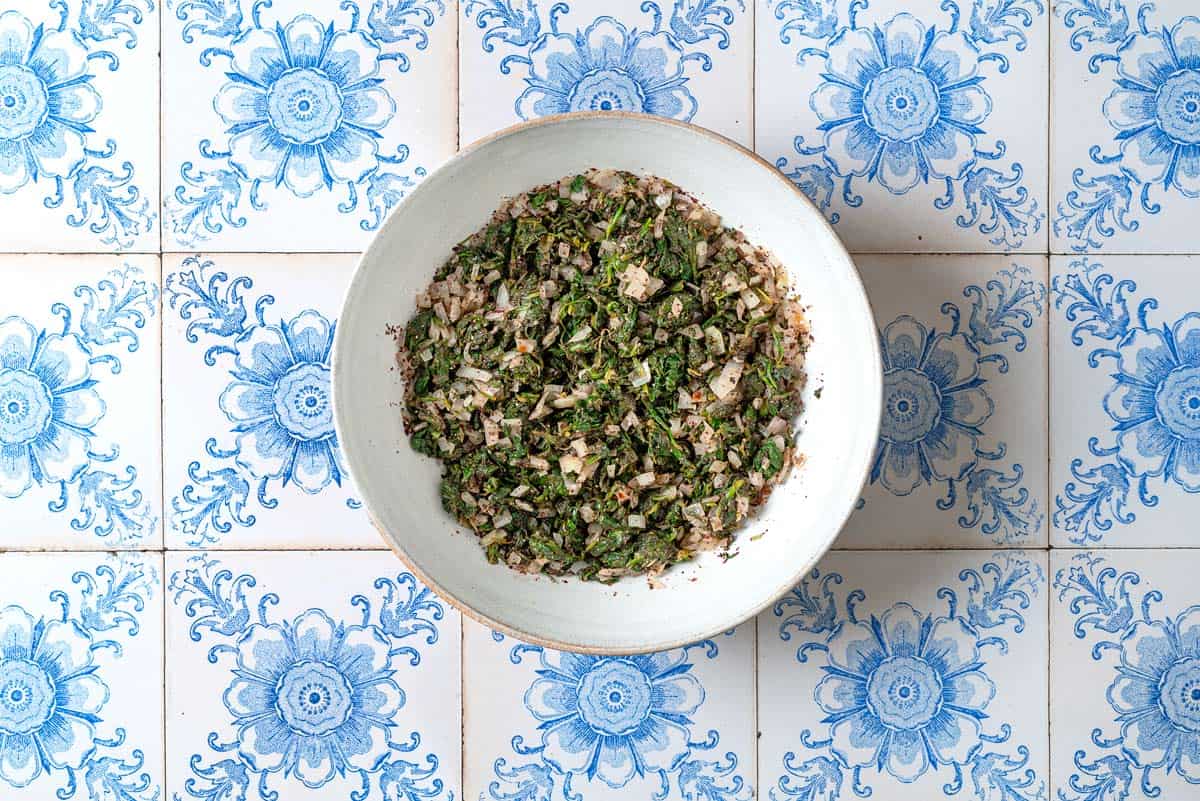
(0, 255, 161, 550)
(837, 255, 1048, 549)
(756, 0, 1049, 253)
(462, 620, 755, 801)
(1050, 255, 1200, 546)
(758, 550, 1049, 801)
(1052, 0, 1200, 253)
(0, 551, 163, 800)
(161, 253, 380, 549)
(1051, 550, 1200, 799)
(160, 0, 456, 251)
(459, 0, 753, 146)
(0, 0, 158, 252)
(165, 550, 461, 801)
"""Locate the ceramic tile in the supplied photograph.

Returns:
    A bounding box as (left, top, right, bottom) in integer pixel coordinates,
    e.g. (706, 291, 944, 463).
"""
(462, 619, 756, 801)
(160, 0, 457, 251)
(459, 0, 754, 147)
(161, 253, 382, 549)
(0, 255, 161, 549)
(1052, 0, 1200, 254)
(758, 549, 1049, 801)
(0, 0, 159, 252)
(755, 0, 1049, 253)
(1050, 255, 1200, 546)
(1050, 550, 1200, 800)
(837, 255, 1048, 549)
(0, 551, 164, 800)
(165, 550, 461, 801)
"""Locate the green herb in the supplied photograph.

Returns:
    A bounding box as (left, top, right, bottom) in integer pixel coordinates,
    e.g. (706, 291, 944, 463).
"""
(397, 169, 809, 582)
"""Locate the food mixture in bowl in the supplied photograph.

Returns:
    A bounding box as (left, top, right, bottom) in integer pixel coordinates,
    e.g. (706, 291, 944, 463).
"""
(396, 169, 809, 582)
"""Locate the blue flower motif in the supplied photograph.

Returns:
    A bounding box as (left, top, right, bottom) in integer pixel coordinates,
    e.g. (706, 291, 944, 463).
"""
(219, 310, 342, 493)
(0, 606, 108, 788)
(1106, 605, 1200, 780)
(214, 15, 397, 197)
(1103, 312, 1200, 492)
(1102, 17, 1200, 198)
(0, 10, 102, 193)
(875, 315, 993, 496)
(517, 17, 696, 120)
(0, 317, 105, 499)
(524, 649, 704, 788)
(223, 609, 403, 788)
(814, 603, 995, 783)
(812, 13, 992, 193)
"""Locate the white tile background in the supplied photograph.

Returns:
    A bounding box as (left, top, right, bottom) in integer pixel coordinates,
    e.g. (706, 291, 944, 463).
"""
(2, 0, 1200, 799)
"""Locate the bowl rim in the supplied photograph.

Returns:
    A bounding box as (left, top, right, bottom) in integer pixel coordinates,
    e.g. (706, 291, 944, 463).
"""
(334, 110, 882, 654)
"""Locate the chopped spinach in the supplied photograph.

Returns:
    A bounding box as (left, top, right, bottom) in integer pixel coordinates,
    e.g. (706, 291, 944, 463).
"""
(397, 170, 809, 582)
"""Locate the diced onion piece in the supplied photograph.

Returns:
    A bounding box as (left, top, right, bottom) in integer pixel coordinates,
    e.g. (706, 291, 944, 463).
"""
(457, 366, 493, 383)
(492, 510, 512, 529)
(567, 325, 592, 344)
(559, 455, 584, 475)
(628, 514, 646, 529)
(709, 359, 745, 400)
(629, 360, 652, 388)
(633, 472, 656, 487)
(481, 530, 507, 547)
(704, 326, 726, 355)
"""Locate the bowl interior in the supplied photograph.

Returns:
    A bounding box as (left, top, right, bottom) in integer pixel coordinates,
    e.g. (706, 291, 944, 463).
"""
(334, 114, 880, 653)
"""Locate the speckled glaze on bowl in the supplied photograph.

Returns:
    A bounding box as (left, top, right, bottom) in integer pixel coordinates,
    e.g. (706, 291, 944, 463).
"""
(333, 113, 881, 654)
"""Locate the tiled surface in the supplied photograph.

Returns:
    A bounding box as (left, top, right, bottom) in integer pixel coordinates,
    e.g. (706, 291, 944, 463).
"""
(2, 0, 1200, 799)
(161, 253, 377, 549)
(1050, 550, 1200, 799)
(1051, 1, 1200, 253)
(165, 551, 461, 801)
(160, 0, 457, 251)
(839, 255, 1049, 549)
(0, 552, 164, 798)
(760, 550, 1049, 800)
(0, 0, 159, 252)
(1050, 255, 1200, 547)
(756, 0, 1049, 253)
(463, 621, 756, 800)
(0, 255, 161, 550)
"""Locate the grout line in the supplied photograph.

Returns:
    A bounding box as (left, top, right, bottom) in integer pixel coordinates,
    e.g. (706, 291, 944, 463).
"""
(751, 613, 759, 799)
(161, 551, 169, 798)
(1046, 550, 1054, 796)
(460, 608, 467, 799)
(749, 0, 755, 154)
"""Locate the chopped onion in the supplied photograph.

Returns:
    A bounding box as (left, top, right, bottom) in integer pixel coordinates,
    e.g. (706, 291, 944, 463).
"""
(457, 366, 493, 383)
(627, 514, 646, 529)
(629, 360, 652, 388)
(704, 326, 726, 355)
(709, 359, 745, 400)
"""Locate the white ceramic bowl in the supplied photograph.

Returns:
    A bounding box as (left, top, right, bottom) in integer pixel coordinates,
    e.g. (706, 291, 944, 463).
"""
(333, 113, 880, 654)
